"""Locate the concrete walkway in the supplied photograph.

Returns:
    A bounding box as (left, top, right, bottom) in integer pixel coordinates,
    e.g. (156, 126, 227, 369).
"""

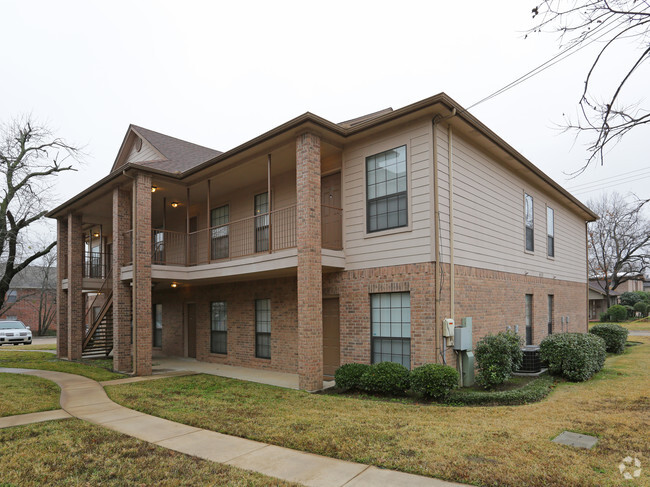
(0, 367, 465, 487)
(0, 409, 71, 429)
(629, 330, 650, 336)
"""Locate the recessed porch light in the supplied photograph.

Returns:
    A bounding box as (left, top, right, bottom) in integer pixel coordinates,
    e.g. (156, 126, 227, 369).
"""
(170, 282, 178, 288)
(171, 201, 180, 208)
(151, 186, 158, 193)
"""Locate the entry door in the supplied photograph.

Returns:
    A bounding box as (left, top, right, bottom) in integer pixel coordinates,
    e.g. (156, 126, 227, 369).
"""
(321, 173, 342, 249)
(186, 303, 197, 358)
(322, 298, 341, 378)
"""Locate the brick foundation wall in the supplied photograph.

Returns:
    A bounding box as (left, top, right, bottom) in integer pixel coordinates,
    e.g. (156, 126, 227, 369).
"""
(153, 276, 298, 373)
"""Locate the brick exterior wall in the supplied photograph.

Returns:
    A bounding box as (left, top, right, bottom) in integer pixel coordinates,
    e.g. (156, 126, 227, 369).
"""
(67, 213, 83, 360)
(112, 187, 133, 372)
(133, 173, 152, 375)
(57, 217, 68, 357)
(296, 132, 323, 391)
(154, 276, 298, 372)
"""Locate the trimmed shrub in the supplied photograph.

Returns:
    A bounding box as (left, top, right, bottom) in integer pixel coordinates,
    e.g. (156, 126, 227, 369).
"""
(447, 375, 555, 406)
(599, 312, 610, 322)
(334, 363, 370, 391)
(474, 331, 523, 389)
(633, 301, 648, 317)
(625, 305, 635, 318)
(359, 361, 410, 396)
(607, 304, 627, 322)
(410, 364, 459, 399)
(589, 323, 629, 354)
(540, 333, 606, 381)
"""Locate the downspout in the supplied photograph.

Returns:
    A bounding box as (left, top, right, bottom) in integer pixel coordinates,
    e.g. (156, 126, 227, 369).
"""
(122, 169, 138, 375)
(432, 119, 441, 363)
(448, 123, 455, 323)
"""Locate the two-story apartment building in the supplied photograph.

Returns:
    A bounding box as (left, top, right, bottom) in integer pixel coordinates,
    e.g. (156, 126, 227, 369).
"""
(48, 93, 597, 390)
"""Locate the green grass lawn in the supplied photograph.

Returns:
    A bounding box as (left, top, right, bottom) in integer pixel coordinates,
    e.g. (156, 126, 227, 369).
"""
(0, 343, 58, 351)
(0, 351, 125, 381)
(0, 373, 60, 417)
(0, 419, 298, 487)
(590, 319, 650, 331)
(107, 337, 650, 487)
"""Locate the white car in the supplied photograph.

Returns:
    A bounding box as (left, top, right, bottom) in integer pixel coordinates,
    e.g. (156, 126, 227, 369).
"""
(0, 320, 33, 346)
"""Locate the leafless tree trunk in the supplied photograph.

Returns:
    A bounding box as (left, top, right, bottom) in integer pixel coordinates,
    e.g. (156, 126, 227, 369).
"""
(0, 116, 79, 311)
(530, 1, 650, 172)
(588, 192, 650, 303)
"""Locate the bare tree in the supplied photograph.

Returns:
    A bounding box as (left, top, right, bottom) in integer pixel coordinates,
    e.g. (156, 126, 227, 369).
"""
(29, 254, 57, 336)
(588, 192, 650, 302)
(0, 116, 79, 311)
(530, 1, 650, 172)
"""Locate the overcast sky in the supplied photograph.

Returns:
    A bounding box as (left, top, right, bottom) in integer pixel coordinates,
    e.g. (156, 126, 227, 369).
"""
(2, 0, 648, 218)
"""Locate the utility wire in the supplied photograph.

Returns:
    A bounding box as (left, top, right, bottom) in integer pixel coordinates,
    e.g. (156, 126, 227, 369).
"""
(566, 166, 650, 190)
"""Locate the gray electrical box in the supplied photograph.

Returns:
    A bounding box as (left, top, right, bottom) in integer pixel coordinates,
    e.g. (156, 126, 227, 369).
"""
(461, 351, 475, 387)
(453, 317, 473, 351)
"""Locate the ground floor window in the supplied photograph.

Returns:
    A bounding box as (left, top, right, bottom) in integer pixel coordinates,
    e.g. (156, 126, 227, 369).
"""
(255, 298, 271, 359)
(153, 304, 162, 348)
(525, 294, 533, 345)
(371, 292, 411, 369)
(210, 301, 227, 354)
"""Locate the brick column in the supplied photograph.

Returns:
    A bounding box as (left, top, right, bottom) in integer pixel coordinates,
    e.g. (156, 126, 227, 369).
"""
(296, 132, 323, 391)
(132, 172, 152, 376)
(67, 213, 84, 360)
(56, 217, 68, 358)
(112, 187, 133, 372)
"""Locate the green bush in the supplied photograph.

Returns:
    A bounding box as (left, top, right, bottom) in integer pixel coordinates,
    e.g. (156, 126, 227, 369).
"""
(633, 301, 648, 317)
(474, 331, 523, 389)
(540, 333, 606, 381)
(589, 323, 629, 354)
(599, 312, 610, 322)
(446, 375, 555, 406)
(359, 361, 410, 396)
(625, 305, 635, 318)
(410, 364, 459, 399)
(334, 363, 370, 391)
(607, 304, 628, 322)
(619, 291, 643, 307)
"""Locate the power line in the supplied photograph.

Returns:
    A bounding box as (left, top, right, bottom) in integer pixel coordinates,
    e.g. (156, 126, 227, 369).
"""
(566, 166, 650, 190)
(567, 168, 650, 191)
(573, 173, 650, 196)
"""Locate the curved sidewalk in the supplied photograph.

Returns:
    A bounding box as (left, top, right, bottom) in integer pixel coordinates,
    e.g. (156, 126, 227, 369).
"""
(0, 368, 465, 487)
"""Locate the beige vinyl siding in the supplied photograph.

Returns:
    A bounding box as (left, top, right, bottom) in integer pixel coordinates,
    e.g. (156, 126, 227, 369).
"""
(445, 130, 587, 283)
(342, 119, 433, 270)
(127, 139, 164, 163)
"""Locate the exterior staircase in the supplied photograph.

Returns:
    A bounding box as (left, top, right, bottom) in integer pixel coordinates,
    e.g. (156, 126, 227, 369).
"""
(82, 267, 114, 358)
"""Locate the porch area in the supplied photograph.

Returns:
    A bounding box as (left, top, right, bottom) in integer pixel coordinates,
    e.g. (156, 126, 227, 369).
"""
(151, 354, 335, 390)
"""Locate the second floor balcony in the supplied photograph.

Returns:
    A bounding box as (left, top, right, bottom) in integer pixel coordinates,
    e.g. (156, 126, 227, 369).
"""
(126, 204, 343, 268)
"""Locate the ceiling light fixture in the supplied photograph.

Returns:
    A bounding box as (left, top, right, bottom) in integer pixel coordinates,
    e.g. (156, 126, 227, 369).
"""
(151, 186, 158, 193)
(171, 201, 180, 208)
(92, 232, 100, 238)
(170, 282, 178, 288)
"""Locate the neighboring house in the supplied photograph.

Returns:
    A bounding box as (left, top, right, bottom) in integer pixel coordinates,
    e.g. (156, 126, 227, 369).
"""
(47, 93, 597, 390)
(588, 282, 619, 321)
(1, 265, 57, 334)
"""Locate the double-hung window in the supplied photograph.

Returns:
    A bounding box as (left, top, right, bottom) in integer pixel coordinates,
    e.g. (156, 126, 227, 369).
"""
(367, 146, 408, 233)
(524, 193, 534, 252)
(547, 207, 555, 257)
(211, 205, 230, 260)
(370, 292, 411, 369)
(254, 193, 269, 252)
(6, 290, 17, 304)
(255, 299, 271, 359)
(210, 301, 227, 354)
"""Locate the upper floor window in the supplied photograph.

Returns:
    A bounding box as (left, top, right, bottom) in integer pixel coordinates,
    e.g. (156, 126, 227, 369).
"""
(524, 193, 534, 252)
(547, 207, 554, 257)
(367, 146, 407, 233)
(6, 290, 17, 303)
(210, 205, 230, 260)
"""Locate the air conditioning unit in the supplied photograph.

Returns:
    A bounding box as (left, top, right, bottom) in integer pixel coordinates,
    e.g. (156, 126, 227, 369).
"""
(518, 345, 541, 373)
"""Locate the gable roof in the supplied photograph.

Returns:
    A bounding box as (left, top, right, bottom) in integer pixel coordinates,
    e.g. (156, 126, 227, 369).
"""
(111, 125, 222, 175)
(2, 265, 56, 290)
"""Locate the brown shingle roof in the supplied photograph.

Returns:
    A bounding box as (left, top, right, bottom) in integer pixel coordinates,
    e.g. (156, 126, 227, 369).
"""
(130, 125, 221, 174)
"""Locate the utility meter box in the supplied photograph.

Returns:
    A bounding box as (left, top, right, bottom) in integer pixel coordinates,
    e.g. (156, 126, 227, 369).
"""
(443, 319, 455, 337)
(461, 351, 475, 387)
(454, 326, 472, 351)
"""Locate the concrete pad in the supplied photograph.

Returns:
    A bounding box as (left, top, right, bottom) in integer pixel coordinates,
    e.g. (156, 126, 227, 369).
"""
(346, 466, 467, 487)
(0, 409, 71, 429)
(102, 414, 201, 443)
(227, 444, 368, 487)
(156, 429, 266, 463)
(553, 431, 599, 449)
